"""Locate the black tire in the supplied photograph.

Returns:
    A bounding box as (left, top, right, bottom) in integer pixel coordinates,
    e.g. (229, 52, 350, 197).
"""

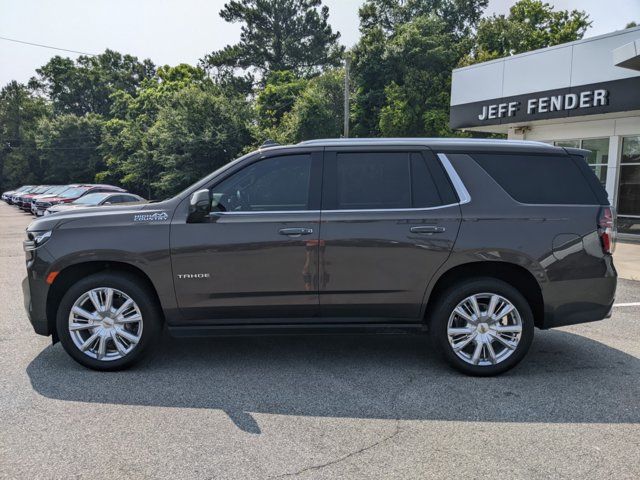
(429, 277, 534, 376)
(56, 272, 162, 371)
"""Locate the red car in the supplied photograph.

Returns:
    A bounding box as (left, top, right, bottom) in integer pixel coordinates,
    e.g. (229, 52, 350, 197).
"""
(33, 184, 126, 216)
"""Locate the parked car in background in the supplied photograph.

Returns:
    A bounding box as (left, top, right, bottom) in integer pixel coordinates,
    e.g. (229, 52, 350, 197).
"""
(29, 185, 77, 215)
(19, 185, 64, 212)
(9, 186, 38, 205)
(46, 192, 146, 215)
(2, 185, 33, 204)
(14, 186, 52, 209)
(33, 184, 126, 216)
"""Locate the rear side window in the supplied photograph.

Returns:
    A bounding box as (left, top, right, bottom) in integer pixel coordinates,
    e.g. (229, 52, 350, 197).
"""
(335, 152, 410, 209)
(324, 151, 452, 210)
(410, 153, 446, 208)
(472, 153, 599, 205)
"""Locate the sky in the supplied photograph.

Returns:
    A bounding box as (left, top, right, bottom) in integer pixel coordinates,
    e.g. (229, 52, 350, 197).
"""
(1, 0, 639, 87)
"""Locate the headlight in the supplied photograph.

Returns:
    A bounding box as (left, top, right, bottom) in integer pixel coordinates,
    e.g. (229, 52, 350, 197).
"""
(23, 230, 52, 251)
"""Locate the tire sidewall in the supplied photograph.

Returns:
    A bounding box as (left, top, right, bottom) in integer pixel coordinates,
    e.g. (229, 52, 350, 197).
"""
(56, 272, 161, 371)
(430, 278, 535, 376)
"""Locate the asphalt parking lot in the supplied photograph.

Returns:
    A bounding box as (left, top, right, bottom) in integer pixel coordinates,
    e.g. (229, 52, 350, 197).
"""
(1, 201, 639, 479)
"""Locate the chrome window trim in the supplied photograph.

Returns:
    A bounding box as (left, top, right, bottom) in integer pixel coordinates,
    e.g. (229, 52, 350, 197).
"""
(321, 204, 459, 213)
(437, 153, 471, 205)
(210, 204, 461, 215)
(211, 210, 320, 216)
(206, 152, 472, 216)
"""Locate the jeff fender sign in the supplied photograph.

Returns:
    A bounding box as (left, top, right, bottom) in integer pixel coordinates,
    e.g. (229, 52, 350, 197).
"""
(477, 89, 608, 121)
(449, 77, 640, 129)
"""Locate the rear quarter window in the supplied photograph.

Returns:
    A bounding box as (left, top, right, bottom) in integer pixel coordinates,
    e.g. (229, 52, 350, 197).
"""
(471, 153, 600, 205)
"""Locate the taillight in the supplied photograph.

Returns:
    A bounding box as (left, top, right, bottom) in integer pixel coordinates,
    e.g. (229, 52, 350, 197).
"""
(598, 207, 616, 254)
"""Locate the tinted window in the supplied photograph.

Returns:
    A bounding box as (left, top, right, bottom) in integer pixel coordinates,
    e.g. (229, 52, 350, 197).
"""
(212, 155, 312, 211)
(334, 152, 411, 210)
(472, 153, 599, 205)
(73, 193, 111, 205)
(410, 153, 444, 208)
(118, 195, 140, 203)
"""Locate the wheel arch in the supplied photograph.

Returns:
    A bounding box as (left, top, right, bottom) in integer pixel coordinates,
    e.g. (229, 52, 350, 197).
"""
(46, 261, 164, 342)
(424, 261, 545, 328)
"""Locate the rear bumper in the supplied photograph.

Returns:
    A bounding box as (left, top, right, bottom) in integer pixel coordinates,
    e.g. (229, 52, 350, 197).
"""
(540, 256, 617, 329)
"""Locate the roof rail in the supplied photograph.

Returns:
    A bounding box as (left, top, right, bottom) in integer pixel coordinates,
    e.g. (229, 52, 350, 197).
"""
(261, 139, 280, 148)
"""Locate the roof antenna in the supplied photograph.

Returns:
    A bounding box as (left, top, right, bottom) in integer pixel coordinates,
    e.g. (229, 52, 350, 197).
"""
(261, 139, 280, 148)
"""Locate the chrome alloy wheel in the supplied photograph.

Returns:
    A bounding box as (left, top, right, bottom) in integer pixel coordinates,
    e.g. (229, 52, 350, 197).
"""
(447, 293, 523, 366)
(68, 287, 143, 361)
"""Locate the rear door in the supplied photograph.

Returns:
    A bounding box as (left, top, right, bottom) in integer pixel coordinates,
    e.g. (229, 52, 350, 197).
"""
(319, 146, 462, 320)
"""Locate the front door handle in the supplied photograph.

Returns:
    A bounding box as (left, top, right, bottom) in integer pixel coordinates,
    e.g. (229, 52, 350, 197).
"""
(279, 227, 314, 237)
(410, 225, 446, 234)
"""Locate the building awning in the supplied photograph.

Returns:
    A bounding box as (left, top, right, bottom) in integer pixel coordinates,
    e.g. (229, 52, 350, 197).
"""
(614, 39, 640, 71)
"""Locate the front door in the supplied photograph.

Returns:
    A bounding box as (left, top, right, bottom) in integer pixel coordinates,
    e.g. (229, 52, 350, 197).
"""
(170, 150, 322, 322)
(319, 148, 461, 320)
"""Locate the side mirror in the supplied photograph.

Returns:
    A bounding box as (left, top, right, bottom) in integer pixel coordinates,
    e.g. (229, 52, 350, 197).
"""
(187, 189, 211, 223)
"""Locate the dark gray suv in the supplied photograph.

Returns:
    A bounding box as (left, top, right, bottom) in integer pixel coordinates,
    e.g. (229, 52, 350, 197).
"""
(22, 139, 617, 375)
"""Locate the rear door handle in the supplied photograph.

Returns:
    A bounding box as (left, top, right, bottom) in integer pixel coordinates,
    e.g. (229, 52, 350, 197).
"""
(410, 225, 446, 234)
(279, 227, 313, 237)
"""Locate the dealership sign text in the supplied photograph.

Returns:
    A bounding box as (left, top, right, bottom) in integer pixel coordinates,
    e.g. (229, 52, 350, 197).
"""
(478, 89, 609, 121)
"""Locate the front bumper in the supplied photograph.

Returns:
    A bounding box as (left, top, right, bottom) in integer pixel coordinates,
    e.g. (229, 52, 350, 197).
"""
(23, 247, 55, 336)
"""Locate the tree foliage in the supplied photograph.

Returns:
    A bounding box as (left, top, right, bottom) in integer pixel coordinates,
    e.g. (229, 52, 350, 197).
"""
(0, 82, 50, 188)
(466, 0, 591, 64)
(351, 0, 486, 137)
(30, 50, 155, 116)
(202, 0, 344, 79)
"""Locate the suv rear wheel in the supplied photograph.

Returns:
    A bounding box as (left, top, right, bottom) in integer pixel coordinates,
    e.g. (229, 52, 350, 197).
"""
(430, 278, 534, 376)
(56, 272, 162, 371)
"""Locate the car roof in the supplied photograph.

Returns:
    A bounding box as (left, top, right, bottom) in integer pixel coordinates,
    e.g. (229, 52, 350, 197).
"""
(297, 138, 562, 151)
(261, 138, 563, 155)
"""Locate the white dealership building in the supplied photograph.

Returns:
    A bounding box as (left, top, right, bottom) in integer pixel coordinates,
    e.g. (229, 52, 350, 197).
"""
(450, 26, 640, 237)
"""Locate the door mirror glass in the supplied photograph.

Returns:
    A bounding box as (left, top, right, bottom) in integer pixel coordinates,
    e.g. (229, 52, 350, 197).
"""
(187, 189, 211, 223)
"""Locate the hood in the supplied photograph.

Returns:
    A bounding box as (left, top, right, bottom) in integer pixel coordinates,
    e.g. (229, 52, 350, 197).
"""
(27, 201, 166, 232)
(47, 203, 86, 213)
(36, 196, 70, 204)
(32, 193, 62, 201)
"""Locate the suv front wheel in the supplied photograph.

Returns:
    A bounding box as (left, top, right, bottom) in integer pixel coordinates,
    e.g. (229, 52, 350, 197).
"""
(430, 278, 534, 376)
(56, 272, 162, 371)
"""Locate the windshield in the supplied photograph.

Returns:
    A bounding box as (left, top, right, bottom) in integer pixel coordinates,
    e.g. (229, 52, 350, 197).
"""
(60, 187, 89, 199)
(72, 192, 109, 205)
(43, 186, 65, 195)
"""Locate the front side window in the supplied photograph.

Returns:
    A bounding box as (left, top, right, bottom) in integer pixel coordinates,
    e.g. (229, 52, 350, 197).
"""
(211, 154, 312, 212)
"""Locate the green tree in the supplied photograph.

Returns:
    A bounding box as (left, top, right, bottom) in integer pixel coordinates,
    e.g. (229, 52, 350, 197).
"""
(377, 17, 459, 136)
(98, 64, 209, 197)
(202, 0, 344, 79)
(0, 81, 50, 190)
(30, 50, 155, 116)
(36, 114, 104, 184)
(149, 85, 254, 197)
(626, 21, 638, 29)
(256, 70, 309, 131)
(467, 0, 591, 63)
(351, 0, 486, 137)
(278, 69, 344, 142)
